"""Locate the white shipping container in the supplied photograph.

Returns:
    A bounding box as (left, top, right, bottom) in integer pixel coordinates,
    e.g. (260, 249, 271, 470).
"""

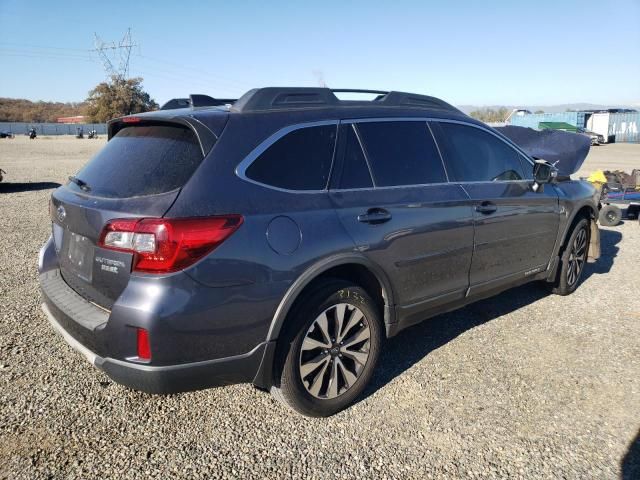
(587, 113, 610, 143)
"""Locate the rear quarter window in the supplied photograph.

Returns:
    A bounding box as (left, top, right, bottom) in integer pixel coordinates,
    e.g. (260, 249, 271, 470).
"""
(245, 124, 337, 191)
(68, 125, 203, 198)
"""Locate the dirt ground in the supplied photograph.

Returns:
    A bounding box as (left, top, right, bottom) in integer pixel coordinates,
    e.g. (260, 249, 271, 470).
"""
(0, 136, 639, 479)
(576, 143, 640, 179)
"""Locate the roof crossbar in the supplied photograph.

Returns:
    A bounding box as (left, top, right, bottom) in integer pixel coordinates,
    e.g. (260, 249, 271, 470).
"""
(331, 89, 389, 95)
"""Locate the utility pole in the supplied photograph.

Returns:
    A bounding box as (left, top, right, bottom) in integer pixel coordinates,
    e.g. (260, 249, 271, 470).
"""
(92, 28, 137, 81)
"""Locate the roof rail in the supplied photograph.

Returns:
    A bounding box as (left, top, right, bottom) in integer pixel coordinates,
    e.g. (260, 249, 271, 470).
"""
(160, 94, 237, 111)
(160, 98, 191, 110)
(376, 91, 459, 112)
(230, 87, 460, 113)
(231, 87, 340, 113)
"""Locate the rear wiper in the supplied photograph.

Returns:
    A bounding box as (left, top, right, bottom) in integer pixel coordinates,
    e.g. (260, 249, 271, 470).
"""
(68, 175, 91, 192)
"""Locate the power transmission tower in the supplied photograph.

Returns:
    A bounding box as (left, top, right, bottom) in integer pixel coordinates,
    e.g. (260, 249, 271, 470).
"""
(93, 28, 137, 81)
(312, 70, 327, 88)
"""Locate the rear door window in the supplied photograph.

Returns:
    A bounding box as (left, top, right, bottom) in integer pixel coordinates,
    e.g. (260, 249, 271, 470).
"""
(335, 125, 373, 189)
(245, 124, 337, 190)
(68, 125, 204, 198)
(355, 121, 447, 187)
(434, 123, 526, 182)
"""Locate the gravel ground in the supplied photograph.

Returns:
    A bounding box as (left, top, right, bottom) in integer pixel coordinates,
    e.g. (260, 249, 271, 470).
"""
(1, 136, 639, 479)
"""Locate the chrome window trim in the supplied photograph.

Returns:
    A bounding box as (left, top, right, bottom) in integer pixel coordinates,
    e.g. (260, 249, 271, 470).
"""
(426, 121, 450, 183)
(235, 117, 535, 194)
(350, 123, 377, 188)
(235, 120, 339, 194)
(330, 183, 467, 193)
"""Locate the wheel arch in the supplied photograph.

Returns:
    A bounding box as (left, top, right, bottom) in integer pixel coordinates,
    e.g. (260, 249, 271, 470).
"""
(559, 203, 599, 261)
(265, 254, 396, 344)
(252, 254, 395, 390)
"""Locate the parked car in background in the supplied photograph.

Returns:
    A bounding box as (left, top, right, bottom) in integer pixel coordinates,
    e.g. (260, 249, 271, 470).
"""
(577, 127, 605, 146)
(39, 87, 601, 417)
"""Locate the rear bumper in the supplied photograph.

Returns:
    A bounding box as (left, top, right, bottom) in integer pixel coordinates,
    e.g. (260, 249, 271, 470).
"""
(38, 234, 279, 393)
(42, 301, 271, 394)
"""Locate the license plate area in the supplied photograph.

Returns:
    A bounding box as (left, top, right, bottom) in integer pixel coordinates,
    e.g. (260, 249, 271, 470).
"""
(61, 231, 94, 282)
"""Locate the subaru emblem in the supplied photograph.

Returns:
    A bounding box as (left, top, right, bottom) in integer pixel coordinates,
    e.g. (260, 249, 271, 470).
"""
(56, 205, 66, 222)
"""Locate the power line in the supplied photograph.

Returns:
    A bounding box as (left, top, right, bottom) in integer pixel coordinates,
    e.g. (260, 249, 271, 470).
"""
(134, 54, 255, 90)
(0, 40, 254, 92)
(0, 47, 93, 57)
(0, 42, 90, 52)
(0, 50, 95, 62)
(129, 66, 246, 97)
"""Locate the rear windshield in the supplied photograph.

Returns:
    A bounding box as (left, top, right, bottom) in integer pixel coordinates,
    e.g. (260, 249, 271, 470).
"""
(67, 125, 204, 198)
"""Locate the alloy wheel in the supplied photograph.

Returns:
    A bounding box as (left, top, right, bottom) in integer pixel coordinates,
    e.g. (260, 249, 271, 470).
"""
(567, 227, 587, 286)
(298, 303, 371, 399)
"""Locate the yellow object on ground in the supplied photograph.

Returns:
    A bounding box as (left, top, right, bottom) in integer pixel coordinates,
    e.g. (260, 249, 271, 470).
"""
(587, 170, 607, 184)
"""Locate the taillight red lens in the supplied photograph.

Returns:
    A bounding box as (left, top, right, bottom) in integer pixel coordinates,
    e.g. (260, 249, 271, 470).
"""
(98, 215, 243, 273)
(136, 328, 151, 360)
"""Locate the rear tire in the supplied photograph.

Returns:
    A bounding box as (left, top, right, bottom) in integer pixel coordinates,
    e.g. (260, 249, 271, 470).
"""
(551, 218, 590, 296)
(599, 204, 621, 226)
(270, 279, 382, 417)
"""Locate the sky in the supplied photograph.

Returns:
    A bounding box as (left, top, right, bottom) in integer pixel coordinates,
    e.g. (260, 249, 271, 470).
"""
(1, 0, 639, 107)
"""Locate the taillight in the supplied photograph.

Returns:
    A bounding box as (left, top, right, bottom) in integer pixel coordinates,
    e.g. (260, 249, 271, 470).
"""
(98, 216, 243, 273)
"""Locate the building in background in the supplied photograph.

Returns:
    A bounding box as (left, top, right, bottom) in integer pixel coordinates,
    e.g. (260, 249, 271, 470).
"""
(56, 115, 87, 124)
(507, 109, 639, 143)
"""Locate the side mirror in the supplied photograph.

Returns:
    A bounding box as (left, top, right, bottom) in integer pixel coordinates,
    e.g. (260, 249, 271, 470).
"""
(532, 159, 557, 191)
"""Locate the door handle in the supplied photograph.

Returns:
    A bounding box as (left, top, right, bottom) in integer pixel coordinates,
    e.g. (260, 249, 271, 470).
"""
(475, 201, 497, 215)
(357, 208, 392, 224)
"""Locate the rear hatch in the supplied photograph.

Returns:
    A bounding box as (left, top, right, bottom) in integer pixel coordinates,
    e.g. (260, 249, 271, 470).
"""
(51, 119, 217, 309)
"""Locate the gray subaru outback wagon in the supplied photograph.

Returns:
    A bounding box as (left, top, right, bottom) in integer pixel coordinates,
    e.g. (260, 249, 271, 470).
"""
(39, 88, 600, 417)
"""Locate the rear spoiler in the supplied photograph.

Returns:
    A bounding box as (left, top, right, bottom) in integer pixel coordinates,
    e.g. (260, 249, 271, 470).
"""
(160, 94, 237, 110)
(107, 115, 218, 156)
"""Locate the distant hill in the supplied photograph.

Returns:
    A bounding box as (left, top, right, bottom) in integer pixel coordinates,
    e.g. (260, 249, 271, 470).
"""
(457, 103, 634, 115)
(0, 98, 87, 123)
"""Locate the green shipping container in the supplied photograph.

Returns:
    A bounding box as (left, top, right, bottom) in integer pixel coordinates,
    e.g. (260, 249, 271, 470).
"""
(538, 122, 579, 133)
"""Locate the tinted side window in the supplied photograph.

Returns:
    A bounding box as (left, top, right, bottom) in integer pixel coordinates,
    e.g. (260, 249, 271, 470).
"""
(436, 123, 525, 182)
(356, 121, 447, 187)
(337, 125, 373, 189)
(245, 125, 337, 190)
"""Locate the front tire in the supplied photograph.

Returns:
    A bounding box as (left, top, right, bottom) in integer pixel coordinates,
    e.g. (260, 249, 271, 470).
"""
(271, 280, 382, 417)
(551, 218, 590, 296)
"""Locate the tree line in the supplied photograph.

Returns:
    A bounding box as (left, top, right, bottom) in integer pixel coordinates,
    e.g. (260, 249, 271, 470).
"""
(0, 98, 87, 123)
(469, 107, 545, 123)
(468, 107, 511, 123)
(1, 76, 159, 123)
